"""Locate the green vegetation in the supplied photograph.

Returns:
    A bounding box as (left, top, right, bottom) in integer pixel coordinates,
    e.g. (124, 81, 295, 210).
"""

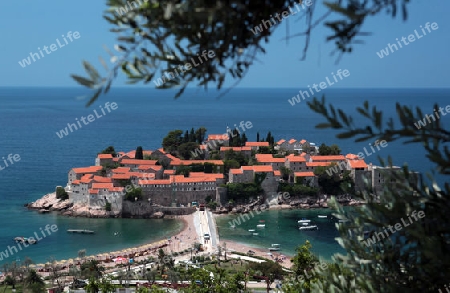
(318, 143, 341, 155)
(100, 146, 116, 156)
(124, 187, 143, 201)
(226, 183, 262, 202)
(162, 127, 207, 159)
(55, 186, 69, 200)
(135, 146, 144, 160)
(314, 166, 354, 195)
(279, 183, 319, 197)
(105, 201, 112, 211)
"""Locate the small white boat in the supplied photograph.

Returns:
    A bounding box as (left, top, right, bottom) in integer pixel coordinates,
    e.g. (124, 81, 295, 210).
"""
(230, 225, 236, 229)
(318, 215, 327, 218)
(298, 219, 311, 224)
(252, 233, 259, 236)
(269, 244, 281, 251)
(256, 224, 265, 228)
(248, 229, 256, 232)
(301, 222, 309, 226)
(299, 225, 318, 230)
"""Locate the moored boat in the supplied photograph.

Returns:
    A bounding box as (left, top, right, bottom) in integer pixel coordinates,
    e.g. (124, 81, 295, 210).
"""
(298, 218, 311, 224)
(256, 224, 265, 228)
(318, 215, 327, 218)
(299, 225, 318, 231)
(269, 244, 281, 251)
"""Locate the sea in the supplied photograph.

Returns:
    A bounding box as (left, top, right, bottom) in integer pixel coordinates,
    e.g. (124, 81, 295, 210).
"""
(0, 87, 448, 265)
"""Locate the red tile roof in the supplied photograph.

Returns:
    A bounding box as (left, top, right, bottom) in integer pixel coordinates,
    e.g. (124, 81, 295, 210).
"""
(348, 160, 368, 169)
(112, 167, 131, 173)
(171, 160, 224, 166)
(346, 154, 359, 160)
(245, 142, 269, 147)
(242, 165, 273, 172)
(164, 169, 176, 175)
(274, 170, 281, 176)
(207, 134, 229, 141)
(230, 169, 243, 174)
(72, 166, 102, 174)
(172, 174, 222, 183)
(93, 176, 112, 183)
(255, 154, 285, 163)
(92, 183, 114, 189)
(286, 155, 306, 162)
(98, 154, 113, 159)
(89, 189, 99, 194)
(310, 155, 345, 161)
(306, 162, 332, 167)
(299, 139, 307, 144)
(276, 139, 286, 145)
(288, 139, 296, 144)
(294, 171, 315, 177)
(139, 179, 171, 185)
(220, 146, 252, 152)
(121, 159, 157, 165)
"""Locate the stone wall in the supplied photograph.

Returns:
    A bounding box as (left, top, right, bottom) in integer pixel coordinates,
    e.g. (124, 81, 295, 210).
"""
(122, 201, 196, 218)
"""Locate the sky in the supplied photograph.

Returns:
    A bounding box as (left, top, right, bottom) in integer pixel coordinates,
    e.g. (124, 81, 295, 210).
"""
(0, 0, 448, 89)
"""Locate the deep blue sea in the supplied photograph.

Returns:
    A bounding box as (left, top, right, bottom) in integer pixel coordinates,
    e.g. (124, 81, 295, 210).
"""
(0, 87, 448, 265)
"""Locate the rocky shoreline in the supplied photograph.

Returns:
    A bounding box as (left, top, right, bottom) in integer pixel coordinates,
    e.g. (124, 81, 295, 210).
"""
(26, 192, 164, 219)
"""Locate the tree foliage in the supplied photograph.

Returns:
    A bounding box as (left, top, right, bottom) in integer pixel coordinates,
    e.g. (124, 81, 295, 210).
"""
(72, 0, 411, 105)
(318, 143, 341, 155)
(135, 146, 144, 160)
(306, 97, 450, 292)
(56, 186, 69, 200)
(101, 145, 116, 156)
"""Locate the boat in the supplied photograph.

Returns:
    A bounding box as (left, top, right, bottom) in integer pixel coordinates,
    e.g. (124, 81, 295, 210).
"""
(248, 229, 256, 232)
(298, 219, 311, 224)
(301, 222, 309, 226)
(230, 225, 236, 229)
(67, 229, 95, 234)
(299, 225, 318, 230)
(268, 244, 281, 251)
(14, 237, 37, 244)
(318, 215, 327, 218)
(256, 224, 265, 228)
(252, 233, 259, 236)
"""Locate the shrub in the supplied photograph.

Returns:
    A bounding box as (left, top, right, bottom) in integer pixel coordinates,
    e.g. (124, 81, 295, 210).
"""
(56, 186, 69, 200)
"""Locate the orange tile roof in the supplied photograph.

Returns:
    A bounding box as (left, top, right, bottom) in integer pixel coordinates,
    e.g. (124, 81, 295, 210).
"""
(242, 165, 273, 172)
(220, 146, 252, 151)
(245, 142, 269, 147)
(274, 170, 281, 176)
(108, 187, 125, 192)
(98, 154, 113, 159)
(89, 189, 99, 194)
(294, 171, 315, 177)
(72, 180, 80, 184)
(93, 176, 112, 183)
(157, 148, 166, 154)
(125, 150, 136, 159)
(348, 160, 368, 169)
(164, 169, 176, 174)
(189, 172, 224, 179)
(207, 134, 229, 141)
(139, 179, 171, 185)
(299, 139, 307, 144)
(286, 155, 306, 162)
(121, 159, 157, 165)
(230, 169, 243, 174)
(148, 165, 163, 171)
(172, 174, 222, 183)
(276, 139, 286, 145)
(72, 166, 102, 174)
(92, 183, 114, 189)
(112, 167, 131, 173)
(171, 160, 224, 166)
(200, 144, 208, 150)
(306, 162, 332, 167)
(255, 154, 285, 163)
(111, 173, 133, 180)
(288, 139, 296, 144)
(346, 154, 359, 159)
(310, 155, 345, 161)
(81, 174, 94, 180)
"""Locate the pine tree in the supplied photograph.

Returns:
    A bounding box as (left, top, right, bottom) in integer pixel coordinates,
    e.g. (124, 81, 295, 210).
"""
(135, 146, 143, 160)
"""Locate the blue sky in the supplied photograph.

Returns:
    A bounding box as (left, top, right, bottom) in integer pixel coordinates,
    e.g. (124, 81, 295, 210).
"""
(0, 1, 448, 88)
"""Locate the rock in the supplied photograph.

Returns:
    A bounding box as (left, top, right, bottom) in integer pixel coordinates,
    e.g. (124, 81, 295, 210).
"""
(38, 209, 50, 214)
(151, 212, 164, 219)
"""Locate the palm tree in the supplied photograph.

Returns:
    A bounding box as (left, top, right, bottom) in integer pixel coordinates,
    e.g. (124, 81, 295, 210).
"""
(85, 277, 99, 293)
(24, 269, 45, 293)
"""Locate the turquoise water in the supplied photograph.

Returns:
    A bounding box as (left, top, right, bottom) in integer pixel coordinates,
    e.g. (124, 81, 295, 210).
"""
(0, 87, 447, 265)
(216, 209, 346, 261)
(0, 209, 183, 265)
